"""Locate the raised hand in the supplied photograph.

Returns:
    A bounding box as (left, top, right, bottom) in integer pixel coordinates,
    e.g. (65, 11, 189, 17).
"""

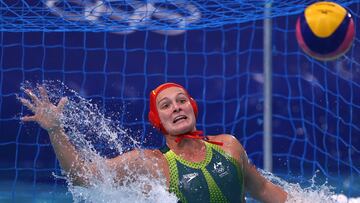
(19, 86, 68, 132)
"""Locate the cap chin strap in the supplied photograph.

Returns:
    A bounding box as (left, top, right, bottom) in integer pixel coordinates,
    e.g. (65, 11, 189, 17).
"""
(174, 130, 223, 146)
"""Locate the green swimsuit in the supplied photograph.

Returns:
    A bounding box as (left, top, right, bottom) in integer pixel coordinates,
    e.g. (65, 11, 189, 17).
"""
(161, 142, 244, 203)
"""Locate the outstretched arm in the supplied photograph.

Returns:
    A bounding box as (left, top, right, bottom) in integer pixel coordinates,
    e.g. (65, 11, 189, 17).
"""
(19, 86, 165, 187)
(19, 86, 95, 185)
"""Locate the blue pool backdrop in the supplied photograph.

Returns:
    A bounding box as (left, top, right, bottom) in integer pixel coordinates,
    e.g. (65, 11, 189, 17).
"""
(0, 0, 360, 200)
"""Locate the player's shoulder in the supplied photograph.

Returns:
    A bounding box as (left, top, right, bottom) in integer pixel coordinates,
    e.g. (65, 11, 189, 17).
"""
(128, 149, 168, 170)
(208, 134, 241, 146)
(135, 148, 165, 158)
(120, 148, 165, 162)
(207, 134, 246, 163)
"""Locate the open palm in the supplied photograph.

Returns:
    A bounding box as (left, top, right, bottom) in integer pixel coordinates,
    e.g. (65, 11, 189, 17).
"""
(19, 86, 68, 132)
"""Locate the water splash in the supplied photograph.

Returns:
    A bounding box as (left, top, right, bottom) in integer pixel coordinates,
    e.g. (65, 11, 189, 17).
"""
(70, 178, 178, 203)
(258, 170, 360, 203)
(20, 81, 177, 203)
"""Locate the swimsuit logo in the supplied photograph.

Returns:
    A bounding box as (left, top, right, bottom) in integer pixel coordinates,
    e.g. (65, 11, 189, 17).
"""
(180, 172, 199, 189)
(214, 162, 225, 173)
(213, 162, 229, 178)
(183, 172, 199, 183)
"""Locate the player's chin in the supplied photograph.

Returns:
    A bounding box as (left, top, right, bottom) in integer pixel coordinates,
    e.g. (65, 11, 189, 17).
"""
(173, 121, 195, 135)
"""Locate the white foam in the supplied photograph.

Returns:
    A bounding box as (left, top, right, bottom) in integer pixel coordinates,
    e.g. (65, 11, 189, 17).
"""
(331, 194, 360, 203)
(259, 170, 359, 203)
(70, 179, 178, 203)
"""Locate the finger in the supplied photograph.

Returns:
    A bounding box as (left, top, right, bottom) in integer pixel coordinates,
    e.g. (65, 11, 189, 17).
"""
(21, 115, 37, 122)
(19, 98, 35, 112)
(24, 89, 40, 106)
(39, 86, 50, 103)
(57, 97, 68, 111)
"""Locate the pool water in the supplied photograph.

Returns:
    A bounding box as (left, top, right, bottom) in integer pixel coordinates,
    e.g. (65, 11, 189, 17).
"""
(0, 181, 72, 203)
(2, 178, 359, 203)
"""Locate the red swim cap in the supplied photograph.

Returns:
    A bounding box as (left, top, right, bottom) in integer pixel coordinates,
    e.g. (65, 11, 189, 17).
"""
(148, 82, 198, 133)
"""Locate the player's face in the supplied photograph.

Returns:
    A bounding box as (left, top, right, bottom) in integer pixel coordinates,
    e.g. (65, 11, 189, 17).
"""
(156, 87, 196, 135)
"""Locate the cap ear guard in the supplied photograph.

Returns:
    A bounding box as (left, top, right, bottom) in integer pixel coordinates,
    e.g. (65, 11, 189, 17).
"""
(148, 111, 159, 129)
(148, 92, 164, 132)
(189, 97, 198, 117)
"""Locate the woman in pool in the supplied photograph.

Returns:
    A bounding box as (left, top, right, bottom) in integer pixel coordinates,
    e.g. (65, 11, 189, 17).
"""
(19, 82, 287, 203)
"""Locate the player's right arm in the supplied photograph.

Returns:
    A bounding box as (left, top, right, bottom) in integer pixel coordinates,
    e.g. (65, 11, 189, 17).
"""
(19, 86, 166, 187)
(19, 86, 97, 185)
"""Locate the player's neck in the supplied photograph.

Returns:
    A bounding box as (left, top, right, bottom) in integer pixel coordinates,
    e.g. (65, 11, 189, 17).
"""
(167, 137, 206, 162)
(166, 134, 205, 153)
